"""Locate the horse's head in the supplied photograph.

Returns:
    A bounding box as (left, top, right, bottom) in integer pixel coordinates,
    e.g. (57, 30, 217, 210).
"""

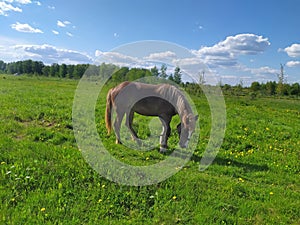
(177, 113, 198, 148)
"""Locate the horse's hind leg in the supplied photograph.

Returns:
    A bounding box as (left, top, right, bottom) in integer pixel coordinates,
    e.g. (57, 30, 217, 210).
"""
(126, 111, 141, 146)
(159, 116, 171, 153)
(114, 110, 124, 144)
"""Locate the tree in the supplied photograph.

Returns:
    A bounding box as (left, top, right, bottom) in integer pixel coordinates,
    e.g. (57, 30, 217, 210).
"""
(250, 81, 261, 92)
(73, 64, 88, 79)
(67, 65, 75, 78)
(32, 61, 44, 75)
(266, 81, 276, 95)
(125, 68, 141, 81)
(151, 66, 159, 77)
(112, 67, 129, 82)
(0, 60, 6, 72)
(22, 60, 33, 74)
(7, 63, 16, 74)
(173, 66, 182, 84)
(59, 64, 67, 78)
(99, 63, 118, 79)
(160, 64, 168, 79)
(235, 79, 244, 96)
(42, 66, 50, 77)
(168, 74, 174, 82)
(199, 70, 206, 85)
(276, 64, 287, 95)
(290, 83, 300, 96)
(50, 63, 59, 77)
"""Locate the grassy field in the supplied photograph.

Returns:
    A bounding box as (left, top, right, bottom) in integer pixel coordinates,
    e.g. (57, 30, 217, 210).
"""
(0, 74, 299, 224)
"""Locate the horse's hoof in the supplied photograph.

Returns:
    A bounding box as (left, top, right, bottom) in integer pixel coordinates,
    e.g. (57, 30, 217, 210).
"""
(160, 147, 167, 153)
(116, 139, 122, 144)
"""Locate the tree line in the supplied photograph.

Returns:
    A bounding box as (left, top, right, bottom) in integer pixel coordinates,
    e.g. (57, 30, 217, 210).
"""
(0, 60, 89, 79)
(1, 59, 299, 97)
(218, 81, 300, 97)
(0, 60, 183, 84)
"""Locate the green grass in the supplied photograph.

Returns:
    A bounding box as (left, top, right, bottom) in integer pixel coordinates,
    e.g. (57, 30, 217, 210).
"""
(0, 74, 299, 224)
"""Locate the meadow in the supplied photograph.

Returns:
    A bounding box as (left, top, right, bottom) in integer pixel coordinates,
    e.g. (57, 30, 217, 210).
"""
(0, 74, 299, 224)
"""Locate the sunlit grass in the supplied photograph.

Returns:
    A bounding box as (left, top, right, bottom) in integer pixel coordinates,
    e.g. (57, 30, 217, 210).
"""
(0, 74, 299, 224)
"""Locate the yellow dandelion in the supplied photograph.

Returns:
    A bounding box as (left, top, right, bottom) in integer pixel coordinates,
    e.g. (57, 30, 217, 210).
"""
(146, 157, 150, 160)
(98, 199, 103, 203)
(1, 162, 5, 165)
(40, 208, 46, 212)
(269, 192, 274, 195)
(265, 127, 270, 131)
(172, 196, 177, 200)
(102, 184, 105, 188)
(238, 178, 245, 182)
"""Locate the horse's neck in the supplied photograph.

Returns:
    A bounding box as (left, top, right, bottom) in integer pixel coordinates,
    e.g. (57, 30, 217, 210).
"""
(157, 84, 192, 116)
(176, 93, 192, 116)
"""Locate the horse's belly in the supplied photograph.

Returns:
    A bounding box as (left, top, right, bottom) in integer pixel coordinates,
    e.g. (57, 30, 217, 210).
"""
(132, 97, 176, 116)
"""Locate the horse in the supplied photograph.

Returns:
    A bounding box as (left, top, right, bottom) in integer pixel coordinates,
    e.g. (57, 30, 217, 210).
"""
(105, 81, 198, 152)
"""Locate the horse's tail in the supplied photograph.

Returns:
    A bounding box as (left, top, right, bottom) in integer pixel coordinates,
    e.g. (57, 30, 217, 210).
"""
(105, 81, 131, 135)
(105, 89, 113, 135)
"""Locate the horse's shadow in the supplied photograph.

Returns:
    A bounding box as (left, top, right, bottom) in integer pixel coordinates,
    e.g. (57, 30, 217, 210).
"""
(145, 147, 269, 173)
(190, 154, 269, 172)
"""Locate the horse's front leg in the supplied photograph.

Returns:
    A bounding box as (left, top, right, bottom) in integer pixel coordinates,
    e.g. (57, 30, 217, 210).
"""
(159, 117, 171, 153)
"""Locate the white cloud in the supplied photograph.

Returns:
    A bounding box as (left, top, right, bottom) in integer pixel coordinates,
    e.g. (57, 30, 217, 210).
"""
(194, 33, 270, 68)
(0, 36, 93, 64)
(48, 5, 55, 10)
(284, 44, 300, 58)
(14, 44, 93, 64)
(221, 33, 270, 54)
(0, 36, 30, 61)
(0, 1, 22, 16)
(248, 66, 278, 76)
(286, 60, 300, 67)
(0, 0, 34, 16)
(56, 21, 74, 36)
(14, 0, 32, 4)
(95, 50, 141, 67)
(52, 30, 59, 35)
(57, 20, 66, 27)
(144, 51, 177, 62)
(66, 32, 73, 37)
(173, 57, 203, 66)
(57, 20, 71, 28)
(11, 22, 43, 33)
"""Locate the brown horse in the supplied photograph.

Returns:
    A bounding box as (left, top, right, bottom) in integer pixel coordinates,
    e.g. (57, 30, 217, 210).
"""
(105, 81, 198, 152)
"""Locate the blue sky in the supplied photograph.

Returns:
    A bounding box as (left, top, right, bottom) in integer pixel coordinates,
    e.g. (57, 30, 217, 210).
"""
(1, 0, 300, 85)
